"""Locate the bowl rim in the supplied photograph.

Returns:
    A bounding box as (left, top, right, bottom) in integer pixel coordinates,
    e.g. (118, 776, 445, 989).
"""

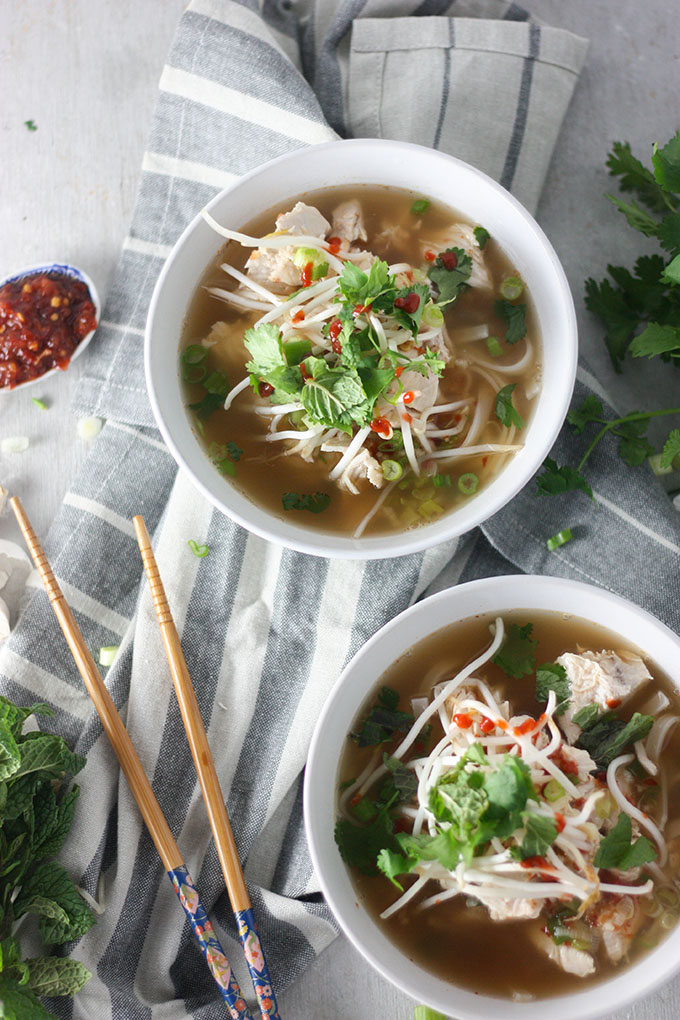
(145, 138, 578, 559)
(0, 261, 101, 394)
(303, 574, 680, 1019)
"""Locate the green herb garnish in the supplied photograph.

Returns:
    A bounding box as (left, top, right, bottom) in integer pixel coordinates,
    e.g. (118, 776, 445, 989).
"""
(495, 299, 527, 344)
(492, 622, 537, 679)
(576, 710, 654, 768)
(410, 199, 430, 215)
(594, 811, 656, 869)
(350, 687, 414, 748)
(535, 662, 570, 714)
(281, 491, 330, 514)
(187, 539, 210, 558)
(473, 225, 490, 249)
(24, 119, 38, 131)
(495, 384, 525, 429)
(427, 248, 472, 307)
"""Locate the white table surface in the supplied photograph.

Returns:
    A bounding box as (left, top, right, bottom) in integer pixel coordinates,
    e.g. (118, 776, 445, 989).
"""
(2, 2, 679, 1018)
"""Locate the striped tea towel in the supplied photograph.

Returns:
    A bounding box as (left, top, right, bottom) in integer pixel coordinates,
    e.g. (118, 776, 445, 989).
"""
(9, 3, 680, 1019)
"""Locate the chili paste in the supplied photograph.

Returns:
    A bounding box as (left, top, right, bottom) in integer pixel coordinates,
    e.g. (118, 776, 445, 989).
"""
(0, 271, 97, 388)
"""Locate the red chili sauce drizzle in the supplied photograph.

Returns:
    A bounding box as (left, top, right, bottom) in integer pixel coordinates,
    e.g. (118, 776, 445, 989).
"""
(0, 272, 97, 388)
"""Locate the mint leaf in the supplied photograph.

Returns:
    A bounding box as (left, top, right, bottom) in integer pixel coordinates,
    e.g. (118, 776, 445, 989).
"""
(382, 755, 418, 801)
(572, 704, 600, 731)
(13, 735, 84, 782)
(428, 248, 472, 307)
(495, 384, 525, 429)
(536, 662, 570, 715)
(567, 395, 605, 434)
(0, 719, 20, 781)
(594, 811, 656, 869)
(335, 809, 399, 876)
(630, 323, 680, 359)
(26, 956, 91, 997)
(652, 132, 680, 193)
(536, 458, 593, 500)
(15, 861, 95, 945)
(495, 300, 527, 344)
(492, 623, 537, 679)
(0, 976, 55, 1020)
(351, 687, 413, 748)
(576, 711, 653, 768)
(519, 813, 558, 859)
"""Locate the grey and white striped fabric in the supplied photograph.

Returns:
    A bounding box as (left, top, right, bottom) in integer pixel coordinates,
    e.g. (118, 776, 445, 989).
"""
(8, 3, 680, 1019)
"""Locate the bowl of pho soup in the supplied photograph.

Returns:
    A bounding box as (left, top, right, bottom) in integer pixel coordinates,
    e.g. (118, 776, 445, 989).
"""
(146, 140, 577, 558)
(304, 576, 680, 1019)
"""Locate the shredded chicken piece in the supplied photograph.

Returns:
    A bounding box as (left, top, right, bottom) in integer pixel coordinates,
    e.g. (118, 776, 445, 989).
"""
(276, 201, 330, 238)
(534, 929, 596, 976)
(557, 650, 652, 742)
(590, 895, 642, 963)
(331, 199, 367, 245)
(245, 247, 301, 294)
(475, 894, 541, 922)
(320, 435, 384, 493)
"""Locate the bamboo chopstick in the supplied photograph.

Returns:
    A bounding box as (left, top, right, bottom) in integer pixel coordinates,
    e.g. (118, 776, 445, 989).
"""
(11, 497, 254, 1020)
(133, 515, 281, 1020)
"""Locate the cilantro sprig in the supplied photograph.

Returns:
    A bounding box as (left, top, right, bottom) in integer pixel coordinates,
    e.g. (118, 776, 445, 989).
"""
(586, 133, 680, 371)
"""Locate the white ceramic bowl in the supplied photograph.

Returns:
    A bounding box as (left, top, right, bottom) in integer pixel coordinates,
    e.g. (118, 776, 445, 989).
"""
(304, 575, 680, 1019)
(146, 139, 577, 558)
(0, 262, 100, 393)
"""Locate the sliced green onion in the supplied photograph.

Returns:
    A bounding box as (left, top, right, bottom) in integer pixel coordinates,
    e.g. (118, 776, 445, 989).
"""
(216, 458, 236, 477)
(432, 473, 451, 488)
(499, 275, 524, 301)
(293, 246, 326, 269)
(595, 791, 616, 819)
(485, 336, 503, 358)
(382, 459, 403, 481)
(32, 397, 47, 410)
(422, 303, 444, 327)
(458, 472, 479, 496)
(546, 528, 573, 551)
(181, 362, 207, 384)
(208, 442, 227, 462)
(284, 337, 312, 365)
(648, 453, 673, 476)
(187, 539, 210, 558)
(414, 1007, 446, 1020)
(99, 645, 119, 667)
(417, 499, 444, 518)
(543, 779, 564, 803)
(410, 199, 430, 216)
(570, 938, 592, 952)
(658, 887, 680, 909)
(661, 911, 677, 930)
(411, 267, 428, 284)
(311, 262, 329, 280)
(412, 482, 436, 502)
(204, 370, 229, 396)
(351, 796, 378, 823)
(182, 343, 208, 365)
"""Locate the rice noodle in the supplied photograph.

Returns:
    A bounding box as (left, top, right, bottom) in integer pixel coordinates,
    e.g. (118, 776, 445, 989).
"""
(219, 262, 284, 304)
(461, 386, 494, 447)
(426, 443, 522, 461)
(465, 341, 534, 376)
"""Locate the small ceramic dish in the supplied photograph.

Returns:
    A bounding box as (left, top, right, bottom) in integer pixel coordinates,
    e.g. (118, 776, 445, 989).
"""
(0, 262, 100, 393)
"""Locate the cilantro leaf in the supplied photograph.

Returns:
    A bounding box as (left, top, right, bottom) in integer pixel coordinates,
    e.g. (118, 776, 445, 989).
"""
(661, 253, 680, 286)
(519, 813, 558, 860)
(594, 811, 656, 869)
(606, 140, 670, 213)
(660, 429, 680, 470)
(576, 711, 654, 768)
(337, 259, 394, 308)
(658, 212, 680, 254)
(492, 623, 537, 679)
(473, 225, 490, 249)
(392, 284, 431, 337)
(244, 323, 286, 373)
(188, 392, 224, 419)
(615, 416, 654, 467)
(427, 248, 472, 307)
(584, 276, 640, 370)
(536, 662, 570, 715)
(652, 132, 680, 193)
(335, 809, 399, 876)
(606, 194, 660, 237)
(567, 395, 605, 434)
(495, 300, 527, 345)
(629, 323, 680, 359)
(485, 756, 537, 819)
(535, 458, 593, 500)
(281, 491, 330, 514)
(495, 384, 525, 429)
